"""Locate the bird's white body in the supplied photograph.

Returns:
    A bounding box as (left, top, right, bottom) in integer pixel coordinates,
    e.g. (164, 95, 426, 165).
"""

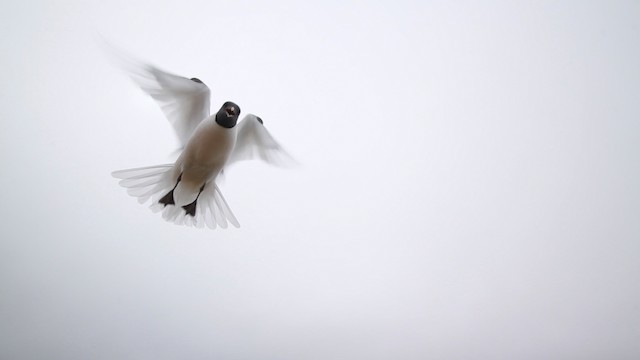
(172, 116, 236, 206)
(109, 46, 295, 228)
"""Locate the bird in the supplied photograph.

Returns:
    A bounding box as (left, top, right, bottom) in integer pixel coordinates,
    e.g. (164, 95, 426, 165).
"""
(109, 48, 294, 229)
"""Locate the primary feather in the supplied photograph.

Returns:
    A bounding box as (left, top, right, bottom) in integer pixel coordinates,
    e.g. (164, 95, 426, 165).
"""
(105, 42, 211, 147)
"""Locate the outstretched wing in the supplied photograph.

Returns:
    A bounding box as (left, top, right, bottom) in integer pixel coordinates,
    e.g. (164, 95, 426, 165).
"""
(106, 43, 211, 147)
(227, 114, 297, 167)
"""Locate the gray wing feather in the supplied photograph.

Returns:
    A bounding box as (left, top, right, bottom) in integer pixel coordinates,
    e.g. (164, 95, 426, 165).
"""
(105, 43, 211, 147)
(227, 114, 296, 167)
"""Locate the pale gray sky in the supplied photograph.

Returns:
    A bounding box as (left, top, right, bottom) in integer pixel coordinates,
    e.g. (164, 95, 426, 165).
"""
(1, 1, 639, 359)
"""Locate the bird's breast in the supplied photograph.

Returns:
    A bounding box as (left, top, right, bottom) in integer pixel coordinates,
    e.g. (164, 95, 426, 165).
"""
(179, 118, 237, 184)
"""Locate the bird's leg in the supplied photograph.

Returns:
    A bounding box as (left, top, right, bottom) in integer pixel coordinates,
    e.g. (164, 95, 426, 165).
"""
(159, 173, 182, 206)
(182, 184, 206, 217)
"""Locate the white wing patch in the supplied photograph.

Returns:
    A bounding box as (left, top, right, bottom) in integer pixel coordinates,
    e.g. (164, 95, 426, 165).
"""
(227, 114, 297, 167)
(105, 43, 211, 147)
(132, 66, 211, 147)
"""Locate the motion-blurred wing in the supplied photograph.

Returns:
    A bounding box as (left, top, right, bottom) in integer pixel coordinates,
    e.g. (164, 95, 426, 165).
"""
(107, 44, 211, 147)
(227, 114, 296, 167)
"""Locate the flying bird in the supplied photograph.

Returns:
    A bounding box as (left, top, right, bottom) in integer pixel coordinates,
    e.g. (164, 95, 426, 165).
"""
(110, 49, 294, 229)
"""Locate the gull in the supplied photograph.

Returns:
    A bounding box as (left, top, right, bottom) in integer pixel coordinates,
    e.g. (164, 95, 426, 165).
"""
(110, 49, 294, 229)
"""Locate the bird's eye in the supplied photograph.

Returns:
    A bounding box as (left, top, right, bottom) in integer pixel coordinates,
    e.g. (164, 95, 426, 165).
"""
(225, 107, 236, 116)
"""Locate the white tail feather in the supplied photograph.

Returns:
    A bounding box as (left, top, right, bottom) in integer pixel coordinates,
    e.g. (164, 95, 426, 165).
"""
(112, 165, 239, 229)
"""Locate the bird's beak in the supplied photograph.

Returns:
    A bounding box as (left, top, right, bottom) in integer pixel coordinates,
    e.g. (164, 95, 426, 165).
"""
(225, 106, 237, 117)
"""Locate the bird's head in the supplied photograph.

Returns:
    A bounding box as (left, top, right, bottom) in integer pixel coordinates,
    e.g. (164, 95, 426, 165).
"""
(215, 101, 241, 128)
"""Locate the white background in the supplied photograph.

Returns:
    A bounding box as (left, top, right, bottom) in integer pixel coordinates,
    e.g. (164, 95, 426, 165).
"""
(1, 1, 639, 359)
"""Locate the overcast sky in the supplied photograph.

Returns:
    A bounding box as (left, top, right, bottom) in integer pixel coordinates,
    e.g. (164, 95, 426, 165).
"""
(1, 1, 639, 359)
